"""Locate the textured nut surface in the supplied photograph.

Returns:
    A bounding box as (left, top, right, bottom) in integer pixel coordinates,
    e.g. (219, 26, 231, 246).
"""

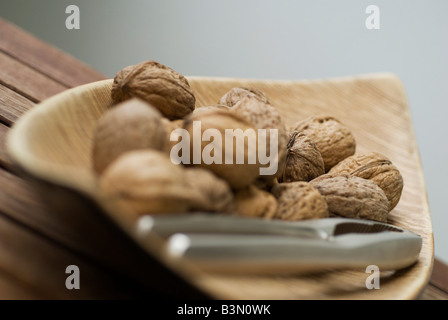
(92, 98, 168, 174)
(99, 150, 192, 218)
(329, 152, 403, 211)
(271, 182, 329, 221)
(184, 167, 233, 213)
(161, 118, 183, 153)
(281, 132, 325, 182)
(293, 116, 356, 172)
(191, 104, 230, 117)
(161, 118, 183, 134)
(231, 98, 288, 181)
(232, 185, 277, 219)
(219, 87, 270, 107)
(111, 60, 195, 120)
(182, 109, 262, 189)
(310, 174, 389, 222)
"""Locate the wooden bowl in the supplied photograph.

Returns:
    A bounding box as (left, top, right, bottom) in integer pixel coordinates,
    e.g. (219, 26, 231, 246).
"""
(6, 74, 433, 299)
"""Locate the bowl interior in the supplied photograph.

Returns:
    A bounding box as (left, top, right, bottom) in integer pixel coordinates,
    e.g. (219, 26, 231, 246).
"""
(6, 74, 433, 299)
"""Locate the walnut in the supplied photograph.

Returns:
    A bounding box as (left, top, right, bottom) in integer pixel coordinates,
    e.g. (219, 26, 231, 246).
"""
(232, 185, 277, 219)
(231, 98, 288, 183)
(271, 182, 329, 221)
(191, 104, 230, 117)
(182, 109, 262, 189)
(111, 60, 195, 120)
(99, 150, 193, 218)
(161, 118, 183, 153)
(292, 116, 356, 172)
(281, 131, 325, 182)
(219, 87, 270, 107)
(184, 167, 233, 213)
(161, 118, 183, 134)
(92, 98, 168, 174)
(310, 174, 389, 222)
(328, 152, 403, 211)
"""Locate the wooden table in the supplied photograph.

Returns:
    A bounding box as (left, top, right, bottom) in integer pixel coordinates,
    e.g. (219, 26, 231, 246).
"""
(0, 18, 446, 300)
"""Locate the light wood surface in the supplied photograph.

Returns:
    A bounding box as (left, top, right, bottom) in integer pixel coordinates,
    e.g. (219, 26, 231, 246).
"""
(7, 72, 434, 299)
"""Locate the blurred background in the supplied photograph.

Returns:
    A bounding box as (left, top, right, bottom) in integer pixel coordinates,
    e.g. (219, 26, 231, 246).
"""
(1, 0, 447, 262)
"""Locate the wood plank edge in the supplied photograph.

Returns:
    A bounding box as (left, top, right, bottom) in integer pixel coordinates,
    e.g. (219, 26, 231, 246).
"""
(0, 48, 88, 92)
(428, 258, 448, 294)
(0, 78, 39, 104)
(0, 18, 106, 87)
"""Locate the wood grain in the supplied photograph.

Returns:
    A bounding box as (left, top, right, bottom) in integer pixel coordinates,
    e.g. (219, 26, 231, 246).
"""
(6, 75, 433, 299)
(419, 284, 448, 300)
(0, 18, 106, 88)
(0, 84, 34, 126)
(0, 122, 11, 169)
(0, 168, 78, 244)
(0, 52, 67, 102)
(429, 259, 448, 294)
(0, 274, 47, 299)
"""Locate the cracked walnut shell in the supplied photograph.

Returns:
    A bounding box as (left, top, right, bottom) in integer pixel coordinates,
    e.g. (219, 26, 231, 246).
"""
(111, 60, 195, 120)
(281, 131, 325, 182)
(219, 87, 270, 107)
(271, 182, 329, 221)
(310, 174, 390, 222)
(328, 152, 404, 211)
(292, 116, 356, 172)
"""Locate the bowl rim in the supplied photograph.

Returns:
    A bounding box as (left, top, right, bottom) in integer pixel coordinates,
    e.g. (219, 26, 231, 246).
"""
(7, 79, 114, 196)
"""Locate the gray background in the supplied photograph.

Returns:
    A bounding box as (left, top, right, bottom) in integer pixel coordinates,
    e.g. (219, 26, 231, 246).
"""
(1, 0, 447, 262)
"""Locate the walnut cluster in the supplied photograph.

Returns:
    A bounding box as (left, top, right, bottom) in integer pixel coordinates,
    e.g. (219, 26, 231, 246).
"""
(92, 60, 404, 224)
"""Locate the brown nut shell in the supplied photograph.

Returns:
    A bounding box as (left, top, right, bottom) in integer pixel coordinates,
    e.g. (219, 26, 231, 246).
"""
(232, 185, 277, 219)
(328, 152, 403, 211)
(271, 182, 329, 221)
(184, 167, 233, 213)
(182, 109, 262, 189)
(281, 132, 325, 182)
(161, 118, 183, 134)
(231, 98, 288, 181)
(111, 60, 195, 120)
(161, 118, 184, 153)
(310, 174, 389, 222)
(190, 104, 230, 117)
(92, 98, 168, 174)
(293, 116, 356, 172)
(99, 150, 192, 218)
(219, 87, 270, 107)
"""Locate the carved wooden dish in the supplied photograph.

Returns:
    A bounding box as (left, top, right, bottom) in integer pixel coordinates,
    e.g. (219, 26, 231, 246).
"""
(7, 74, 433, 299)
